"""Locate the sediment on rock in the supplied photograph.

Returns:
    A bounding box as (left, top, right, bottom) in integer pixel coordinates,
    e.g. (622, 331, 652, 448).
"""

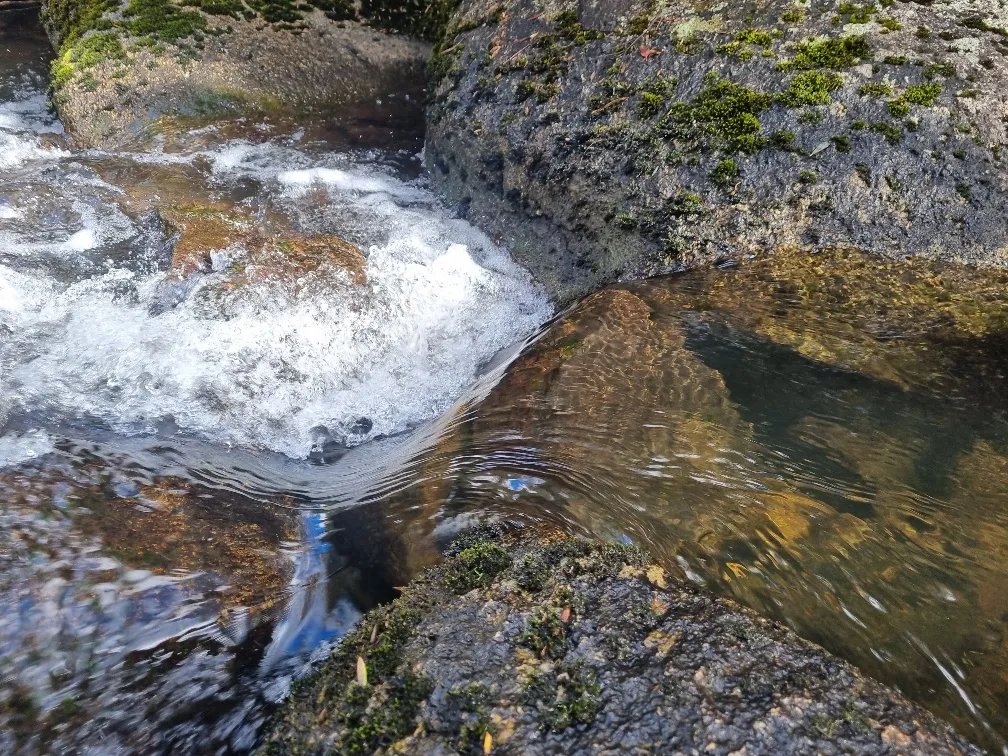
(262, 526, 982, 754)
(425, 0, 1008, 303)
(38, 0, 443, 147)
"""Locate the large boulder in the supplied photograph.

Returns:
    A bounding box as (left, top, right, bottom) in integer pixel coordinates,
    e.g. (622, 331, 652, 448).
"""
(425, 0, 1008, 302)
(39, 0, 444, 147)
(262, 529, 982, 754)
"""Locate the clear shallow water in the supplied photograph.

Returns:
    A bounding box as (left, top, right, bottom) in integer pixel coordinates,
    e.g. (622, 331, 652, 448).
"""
(5, 9, 1008, 756)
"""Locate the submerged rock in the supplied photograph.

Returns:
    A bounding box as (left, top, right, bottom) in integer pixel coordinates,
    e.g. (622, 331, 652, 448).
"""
(426, 0, 1008, 302)
(262, 528, 982, 754)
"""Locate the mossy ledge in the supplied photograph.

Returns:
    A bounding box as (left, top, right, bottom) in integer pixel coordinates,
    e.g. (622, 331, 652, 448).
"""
(425, 0, 1008, 303)
(262, 526, 981, 754)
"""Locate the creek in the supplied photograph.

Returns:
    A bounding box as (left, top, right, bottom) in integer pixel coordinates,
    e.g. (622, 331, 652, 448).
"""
(2, 8, 1008, 754)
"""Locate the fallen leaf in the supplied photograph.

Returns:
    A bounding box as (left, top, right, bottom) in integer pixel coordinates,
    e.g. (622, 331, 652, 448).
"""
(646, 565, 668, 589)
(370, 624, 378, 643)
(483, 731, 493, 754)
(640, 45, 662, 60)
(356, 656, 368, 687)
(560, 606, 571, 623)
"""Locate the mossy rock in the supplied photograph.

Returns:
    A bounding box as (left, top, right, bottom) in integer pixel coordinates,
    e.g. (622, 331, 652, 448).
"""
(262, 528, 981, 754)
(425, 0, 1008, 303)
(39, 0, 433, 147)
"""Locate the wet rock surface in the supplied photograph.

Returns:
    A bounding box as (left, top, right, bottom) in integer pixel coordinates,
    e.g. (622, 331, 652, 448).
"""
(425, 0, 1008, 302)
(263, 528, 983, 754)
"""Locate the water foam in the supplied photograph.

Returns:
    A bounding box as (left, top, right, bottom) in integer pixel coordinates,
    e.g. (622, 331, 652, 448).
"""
(0, 137, 552, 459)
(0, 88, 66, 169)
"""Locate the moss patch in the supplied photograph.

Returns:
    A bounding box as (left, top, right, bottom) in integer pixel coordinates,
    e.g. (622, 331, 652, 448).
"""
(780, 35, 870, 71)
(445, 542, 512, 593)
(779, 70, 843, 106)
(522, 660, 601, 731)
(661, 78, 772, 154)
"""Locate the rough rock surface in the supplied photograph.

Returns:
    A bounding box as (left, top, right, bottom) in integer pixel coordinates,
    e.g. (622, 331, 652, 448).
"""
(262, 528, 983, 754)
(425, 0, 1008, 302)
(39, 0, 437, 147)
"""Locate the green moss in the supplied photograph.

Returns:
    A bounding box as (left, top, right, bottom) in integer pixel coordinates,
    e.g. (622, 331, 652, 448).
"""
(447, 682, 492, 752)
(779, 70, 843, 106)
(859, 81, 892, 97)
(516, 79, 560, 102)
(904, 82, 942, 106)
(799, 168, 818, 184)
(445, 542, 512, 593)
(514, 552, 550, 591)
(717, 41, 755, 61)
(661, 78, 772, 154)
(520, 604, 569, 658)
(628, 12, 650, 35)
(883, 55, 907, 65)
(770, 129, 797, 150)
(341, 673, 435, 754)
(495, 54, 528, 75)
(961, 14, 1008, 38)
(924, 62, 956, 80)
(638, 91, 665, 118)
(662, 191, 705, 220)
(855, 162, 871, 183)
(735, 28, 773, 47)
(362, 0, 458, 40)
(781, 9, 804, 24)
(522, 660, 601, 731)
(615, 212, 639, 229)
(870, 120, 903, 144)
(121, 0, 208, 43)
(851, 119, 867, 130)
(878, 17, 901, 32)
(798, 108, 824, 124)
(837, 2, 874, 23)
(832, 134, 851, 152)
(52, 30, 125, 90)
(887, 98, 910, 117)
(956, 182, 972, 202)
(675, 34, 702, 55)
(710, 158, 740, 188)
(780, 35, 870, 71)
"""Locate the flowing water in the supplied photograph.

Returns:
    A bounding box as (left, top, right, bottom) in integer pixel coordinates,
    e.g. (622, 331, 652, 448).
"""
(4, 8, 1008, 755)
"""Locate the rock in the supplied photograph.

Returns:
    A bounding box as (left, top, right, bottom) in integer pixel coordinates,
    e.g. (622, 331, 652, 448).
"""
(262, 528, 982, 754)
(144, 201, 367, 312)
(39, 0, 438, 147)
(425, 0, 1008, 303)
